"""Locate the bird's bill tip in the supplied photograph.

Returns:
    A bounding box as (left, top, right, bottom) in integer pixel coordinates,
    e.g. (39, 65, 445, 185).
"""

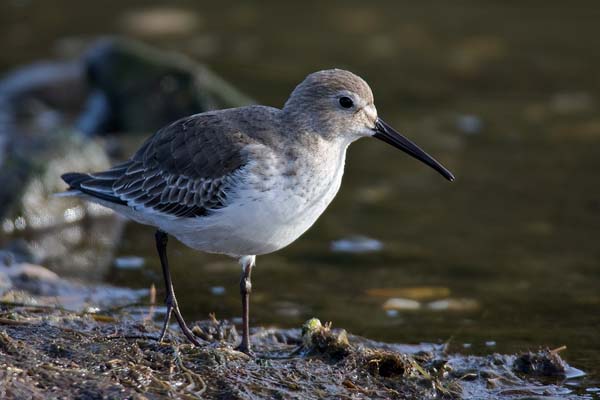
(373, 118, 455, 182)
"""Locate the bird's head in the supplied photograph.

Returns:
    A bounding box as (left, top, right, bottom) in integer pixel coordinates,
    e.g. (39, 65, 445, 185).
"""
(283, 68, 454, 181)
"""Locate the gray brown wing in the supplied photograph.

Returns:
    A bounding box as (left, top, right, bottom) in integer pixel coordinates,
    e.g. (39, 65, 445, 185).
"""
(63, 112, 255, 218)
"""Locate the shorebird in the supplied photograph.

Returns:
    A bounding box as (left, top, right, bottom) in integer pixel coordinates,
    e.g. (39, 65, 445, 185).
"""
(61, 69, 454, 354)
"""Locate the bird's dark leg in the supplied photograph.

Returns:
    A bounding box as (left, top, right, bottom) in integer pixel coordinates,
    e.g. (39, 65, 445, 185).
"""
(236, 255, 255, 354)
(154, 230, 203, 346)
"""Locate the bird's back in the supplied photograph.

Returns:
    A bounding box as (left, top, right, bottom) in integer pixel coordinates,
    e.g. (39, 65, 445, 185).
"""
(62, 105, 281, 219)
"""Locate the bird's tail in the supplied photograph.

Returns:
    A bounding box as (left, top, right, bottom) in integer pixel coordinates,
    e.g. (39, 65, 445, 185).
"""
(59, 171, 127, 205)
(61, 172, 92, 191)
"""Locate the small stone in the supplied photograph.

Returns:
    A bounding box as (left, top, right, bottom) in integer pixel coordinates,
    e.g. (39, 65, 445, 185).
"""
(6, 263, 60, 282)
(331, 236, 383, 253)
(2, 219, 14, 234)
(456, 114, 483, 135)
(114, 256, 145, 270)
(210, 286, 225, 295)
(382, 298, 421, 311)
(366, 286, 450, 301)
(426, 298, 480, 312)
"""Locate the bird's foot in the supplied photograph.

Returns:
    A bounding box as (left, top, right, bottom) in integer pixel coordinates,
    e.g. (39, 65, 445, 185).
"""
(158, 295, 205, 347)
(235, 342, 255, 357)
(157, 298, 174, 343)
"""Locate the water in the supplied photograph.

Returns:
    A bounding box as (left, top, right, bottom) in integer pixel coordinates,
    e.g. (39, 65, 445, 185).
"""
(1, 0, 599, 392)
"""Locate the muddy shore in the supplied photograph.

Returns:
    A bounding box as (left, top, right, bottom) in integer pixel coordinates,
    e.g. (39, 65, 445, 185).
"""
(0, 298, 585, 399)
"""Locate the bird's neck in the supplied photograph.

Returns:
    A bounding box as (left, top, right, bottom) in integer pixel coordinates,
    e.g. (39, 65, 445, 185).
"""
(276, 110, 358, 173)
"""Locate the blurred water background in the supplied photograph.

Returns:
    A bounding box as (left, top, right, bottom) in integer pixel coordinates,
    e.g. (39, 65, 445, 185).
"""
(1, 0, 599, 390)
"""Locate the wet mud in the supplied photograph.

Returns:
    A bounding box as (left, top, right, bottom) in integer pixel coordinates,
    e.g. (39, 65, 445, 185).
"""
(0, 304, 585, 400)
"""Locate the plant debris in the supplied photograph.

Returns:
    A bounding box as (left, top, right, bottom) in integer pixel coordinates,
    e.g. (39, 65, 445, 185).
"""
(0, 304, 587, 399)
(513, 347, 568, 377)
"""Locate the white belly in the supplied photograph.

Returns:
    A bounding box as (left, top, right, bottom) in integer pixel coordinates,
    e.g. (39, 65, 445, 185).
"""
(86, 139, 351, 258)
(167, 144, 348, 257)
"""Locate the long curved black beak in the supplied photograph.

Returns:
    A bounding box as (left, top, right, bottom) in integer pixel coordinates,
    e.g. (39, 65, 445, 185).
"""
(373, 118, 455, 181)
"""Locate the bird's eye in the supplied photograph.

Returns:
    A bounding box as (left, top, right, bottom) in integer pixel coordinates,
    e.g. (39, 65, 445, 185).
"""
(339, 96, 354, 109)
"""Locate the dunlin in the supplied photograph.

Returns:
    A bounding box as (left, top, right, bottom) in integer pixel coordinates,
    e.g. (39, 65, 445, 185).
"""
(62, 69, 454, 354)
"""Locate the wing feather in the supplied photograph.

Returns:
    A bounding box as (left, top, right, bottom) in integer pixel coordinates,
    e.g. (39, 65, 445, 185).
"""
(61, 108, 268, 218)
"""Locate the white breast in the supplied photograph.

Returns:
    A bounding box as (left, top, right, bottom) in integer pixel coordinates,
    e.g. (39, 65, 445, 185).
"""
(168, 139, 350, 257)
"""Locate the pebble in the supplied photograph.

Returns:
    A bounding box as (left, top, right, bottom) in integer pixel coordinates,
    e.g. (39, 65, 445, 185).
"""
(331, 236, 383, 253)
(382, 298, 421, 311)
(4, 262, 60, 282)
(210, 286, 226, 296)
(114, 256, 145, 270)
(456, 114, 483, 135)
(427, 298, 480, 312)
(366, 286, 450, 300)
(0, 262, 60, 296)
(385, 309, 399, 317)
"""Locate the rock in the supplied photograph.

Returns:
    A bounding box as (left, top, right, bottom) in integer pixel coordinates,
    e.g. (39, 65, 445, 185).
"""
(0, 60, 112, 225)
(0, 37, 254, 221)
(1, 262, 60, 296)
(0, 61, 88, 124)
(0, 262, 147, 308)
(13, 137, 111, 229)
(0, 38, 254, 280)
(5, 263, 60, 281)
(79, 37, 254, 135)
(0, 132, 123, 280)
(16, 217, 126, 281)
